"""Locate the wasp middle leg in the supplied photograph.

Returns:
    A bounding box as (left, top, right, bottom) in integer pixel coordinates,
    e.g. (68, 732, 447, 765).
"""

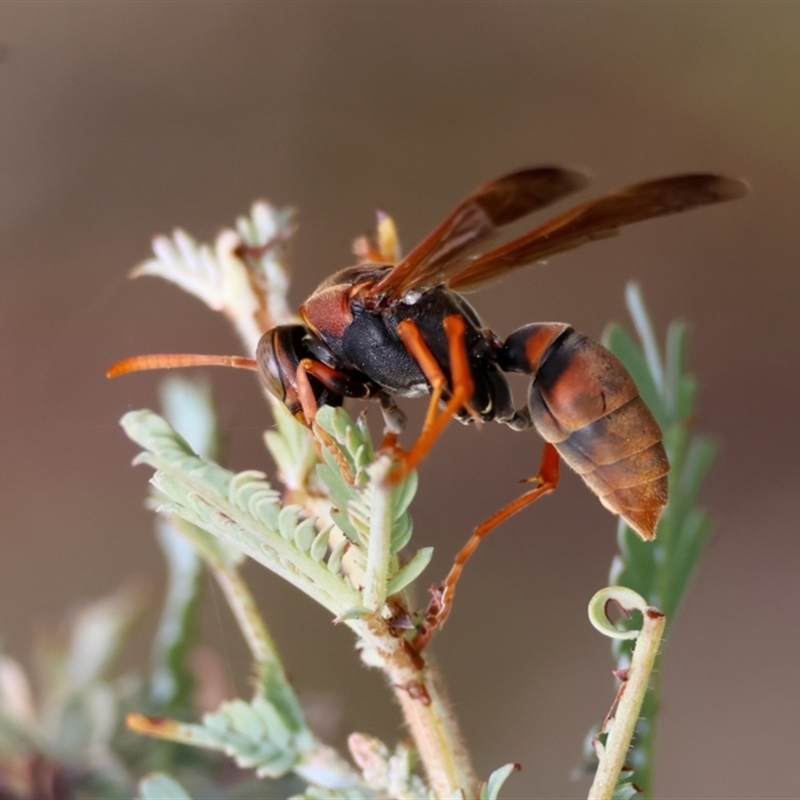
(389, 314, 479, 481)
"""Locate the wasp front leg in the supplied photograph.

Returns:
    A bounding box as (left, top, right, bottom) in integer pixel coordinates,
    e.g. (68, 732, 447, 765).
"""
(286, 358, 376, 483)
(253, 327, 358, 482)
(292, 359, 367, 421)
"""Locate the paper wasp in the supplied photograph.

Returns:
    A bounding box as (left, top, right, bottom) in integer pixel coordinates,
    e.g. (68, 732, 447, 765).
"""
(109, 167, 746, 628)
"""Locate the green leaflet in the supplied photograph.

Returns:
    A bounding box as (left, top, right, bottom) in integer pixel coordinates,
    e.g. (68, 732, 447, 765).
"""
(122, 409, 362, 617)
(138, 773, 193, 800)
(594, 283, 718, 797)
(479, 762, 520, 800)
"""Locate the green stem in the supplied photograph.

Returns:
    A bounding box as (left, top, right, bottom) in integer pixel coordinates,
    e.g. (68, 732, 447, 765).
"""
(352, 452, 476, 798)
(588, 602, 666, 800)
(634, 653, 662, 798)
(395, 664, 478, 800)
(362, 457, 393, 612)
(394, 659, 477, 800)
(208, 561, 284, 674)
(352, 613, 478, 799)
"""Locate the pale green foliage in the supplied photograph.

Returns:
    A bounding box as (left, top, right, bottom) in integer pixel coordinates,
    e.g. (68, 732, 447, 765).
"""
(605, 285, 716, 621)
(132, 201, 296, 353)
(148, 378, 219, 710)
(149, 517, 203, 710)
(0, 196, 717, 800)
(115, 390, 445, 797)
(610, 773, 640, 800)
(139, 772, 193, 800)
(583, 283, 718, 797)
(122, 408, 361, 616)
(314, 406, 431, 600)
(479, 763, 521, 800)
(347, 733, 431, 799)
(117, 371, 524, 798)
(264, 401, 319, 493)
(0, 585, 148, 798)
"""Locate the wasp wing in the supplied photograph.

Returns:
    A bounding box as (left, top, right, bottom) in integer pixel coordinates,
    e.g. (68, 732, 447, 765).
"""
(369, 167, 588, 301)
(447, 174, 748, 291)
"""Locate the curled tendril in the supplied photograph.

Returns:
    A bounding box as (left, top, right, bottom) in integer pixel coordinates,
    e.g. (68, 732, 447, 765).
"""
(587, 586, 650, 640)
(587, 586, 666, 800)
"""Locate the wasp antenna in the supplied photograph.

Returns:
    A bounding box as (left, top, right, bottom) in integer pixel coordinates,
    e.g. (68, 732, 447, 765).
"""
(106, 354, 258, 378)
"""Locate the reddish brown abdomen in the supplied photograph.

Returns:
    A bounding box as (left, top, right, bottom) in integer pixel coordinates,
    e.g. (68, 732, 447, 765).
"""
(503, 324, 668, 539)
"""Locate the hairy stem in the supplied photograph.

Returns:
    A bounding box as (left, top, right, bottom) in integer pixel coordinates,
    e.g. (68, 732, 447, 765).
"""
(588, 606, 666, 800)
(394, 659, 477, 799)
(362, 457, 394, 612)
(353, 613, 477, 799)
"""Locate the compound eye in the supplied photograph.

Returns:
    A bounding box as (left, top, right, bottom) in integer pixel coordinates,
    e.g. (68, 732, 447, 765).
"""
(255, 329, 290, 402)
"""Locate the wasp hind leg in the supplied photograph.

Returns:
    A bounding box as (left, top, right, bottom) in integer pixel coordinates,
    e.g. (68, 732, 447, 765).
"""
(389, 314, 479, 482)
(421, 441, 561, 641)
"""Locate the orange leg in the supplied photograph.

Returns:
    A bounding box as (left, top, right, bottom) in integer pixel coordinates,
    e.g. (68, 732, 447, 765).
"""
(390, 315, 477, 482)
(426, 442, 561, 633)
(301, 358, 372, 401)
(295, 359, 321, 424)
(296, 359, 355, 483)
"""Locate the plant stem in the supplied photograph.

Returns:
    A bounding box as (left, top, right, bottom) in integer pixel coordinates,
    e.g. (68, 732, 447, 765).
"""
(635, 654, 662, 798)
(354, 616, 477, 799)
(394, 658, 477, 800)
(350, 452, 477, 798)
(588, 607, 666, 800)
(208, 561, 283, 673)
(362, 457, 393, 612)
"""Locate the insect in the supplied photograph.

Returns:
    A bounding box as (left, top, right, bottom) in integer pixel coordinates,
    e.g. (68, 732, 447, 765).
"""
(109, 167, 746, 626)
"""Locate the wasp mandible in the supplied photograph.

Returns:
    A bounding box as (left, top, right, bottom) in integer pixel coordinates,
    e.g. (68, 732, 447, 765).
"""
(109, 167, 746, 616)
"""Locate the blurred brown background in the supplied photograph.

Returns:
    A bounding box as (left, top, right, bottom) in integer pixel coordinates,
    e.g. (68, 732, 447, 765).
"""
(1, 4, 798, 798)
